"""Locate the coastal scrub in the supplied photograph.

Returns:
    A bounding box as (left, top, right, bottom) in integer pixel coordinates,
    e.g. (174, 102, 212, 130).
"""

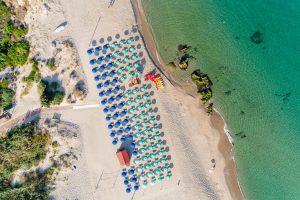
(38, 80, 65, 107)
(0, 123, 53, 199)
(0, 1, 30, 69)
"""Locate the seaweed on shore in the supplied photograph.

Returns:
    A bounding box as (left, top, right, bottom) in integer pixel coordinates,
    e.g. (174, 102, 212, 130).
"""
(191, 69, 213, 113)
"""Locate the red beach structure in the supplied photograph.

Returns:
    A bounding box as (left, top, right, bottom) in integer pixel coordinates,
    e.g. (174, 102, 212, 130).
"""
(145, 72, 164, 90)
(116, 149, 130, 166)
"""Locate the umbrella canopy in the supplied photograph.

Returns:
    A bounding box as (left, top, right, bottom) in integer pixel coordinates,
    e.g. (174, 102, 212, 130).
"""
(118, 102, 125, 108)
(96, 83, 103, 89)
(110, 132, 115, 137)
(128, 168, 135, 175)
(120, 137, 126, 143)
(117, 129, 123, 135)
(105, 54, 111, 61)
(127, 38, 132, 44)
(89, 59, 95, 65)
(111, 42, 117, 48)
(103, 107, 109, 113)
(115, 60, 121, 66)
(130, 142, 135, 148)
(131, 115, 137, 121)
(112, 140, 118, 145)
(120, 110, 127, 116)
(129, 72, 135, 78)
(120, 76, 126, 82)
(108, 97, 115, 104)
(101, 72, 108, 80)
(113, 113, 119, 120)
(126, 188, 131, 193)
(103, 44, 109, 50)
(121, 48, 128, 54)
(114, 86, 120, 93)
(132, 150, 138, 156)
(109, 70, 116, 77)
(94, 76, 100, 81)
(110, 105, 117, 112)
(112, 78, 118, 85)
(101, 99, 107, 105)
(92, 67, 98, 73)
(98, 91, 105, 97)
(97, 56, 103, 63)
(131, 55, 137, 60)
(136, 105, 142, 111)
(87, 49, 93, 55)
(129, 46, 135, 52)
(108, 124, 113, 129)
(127, 134, 133, 140)
(125, 127, 131, 132)
(116, 94, 122, 101)
(105, 89, 112, 96)
(140, 85, 147, 92)
(121, 171, 127, 177)
(107, 62, 114, 69)
(125, 64, 132, 71)
(132, 88, 139, 94)
(104, 81, 110, 87)
(99, 65, 106, 72)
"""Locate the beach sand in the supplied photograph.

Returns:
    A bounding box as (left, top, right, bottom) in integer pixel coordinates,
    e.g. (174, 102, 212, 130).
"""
(4, 0, 243, 199)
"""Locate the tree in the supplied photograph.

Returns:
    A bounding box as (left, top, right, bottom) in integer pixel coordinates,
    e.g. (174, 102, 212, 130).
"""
(0, 88, 14, 111)
(6, 40, 30, 66)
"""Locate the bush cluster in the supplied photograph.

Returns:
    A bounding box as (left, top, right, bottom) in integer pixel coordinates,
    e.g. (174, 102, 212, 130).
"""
(0, 78, 14, 111)
(0, 1, 30, 69)
(23, 59, 41, 83)
(0, 123, 52, 200)
(38, 80, 65, 107)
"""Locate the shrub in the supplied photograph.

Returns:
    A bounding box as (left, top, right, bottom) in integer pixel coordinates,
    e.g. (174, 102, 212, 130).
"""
(7, 40, 30, 66)
(0, 88, 14, 111)
(39, 80, 65, 107)
(46, 58, 56, 70)
(0, 2, 11, 26)
(2, 21, 14, 35)
(0, 78, 9, 89)
(13, 25, 28, 38)
(23, 60, 41, 83)
(0, 123, 52, 199)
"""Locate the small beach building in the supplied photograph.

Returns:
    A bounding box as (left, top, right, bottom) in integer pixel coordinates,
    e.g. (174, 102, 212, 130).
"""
(116, 149, 130, 166)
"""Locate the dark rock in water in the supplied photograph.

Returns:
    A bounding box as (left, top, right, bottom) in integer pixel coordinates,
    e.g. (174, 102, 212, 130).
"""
(224, 90, 231, 95)
(178, 44, 189, 52)
(250, 31, 263, 44)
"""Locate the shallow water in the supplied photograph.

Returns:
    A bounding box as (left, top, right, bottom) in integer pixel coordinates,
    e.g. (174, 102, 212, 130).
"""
(143, 0, 300, 199)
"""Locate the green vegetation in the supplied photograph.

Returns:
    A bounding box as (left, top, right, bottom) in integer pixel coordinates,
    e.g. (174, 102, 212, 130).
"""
(191, 69, 214, 113)
(38, 80, 65, 107)
(23, 59, 41, 84)
(206, 103, 213, 114)
(3, 21, 28, 38)
(0, 1, 11, 27)
(166, 62, 176, 70)
(46, 57, 56, 71)
(0, 1, 30, 70)
(0, 78, 14, 111)
(0, 123, 53, 200)
(6, 40, 30, 66)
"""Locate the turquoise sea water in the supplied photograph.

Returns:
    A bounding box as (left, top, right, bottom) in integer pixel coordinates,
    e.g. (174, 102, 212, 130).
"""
(142, 0, 300, 199)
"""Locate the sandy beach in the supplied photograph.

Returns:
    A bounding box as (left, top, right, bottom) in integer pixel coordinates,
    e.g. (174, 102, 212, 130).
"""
(132, 0, 243, 199)
(2, 0, 243, 199)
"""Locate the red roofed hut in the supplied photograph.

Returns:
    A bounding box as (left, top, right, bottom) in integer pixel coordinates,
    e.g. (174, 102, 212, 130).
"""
(116, 149, 130, 166)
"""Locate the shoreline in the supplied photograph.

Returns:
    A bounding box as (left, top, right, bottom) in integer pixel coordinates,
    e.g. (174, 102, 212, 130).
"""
(131, 0, 244, 199)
